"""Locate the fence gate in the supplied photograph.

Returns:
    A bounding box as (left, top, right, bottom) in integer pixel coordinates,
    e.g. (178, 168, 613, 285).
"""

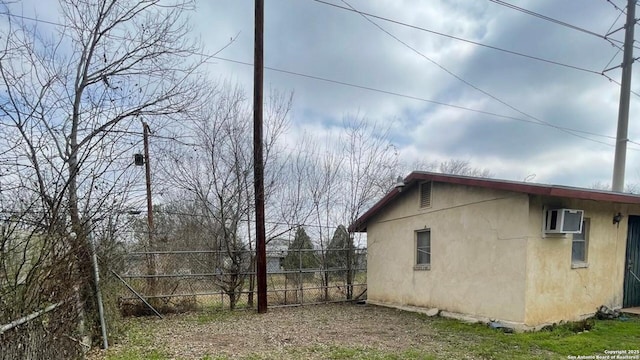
(117, 248, 367, 312)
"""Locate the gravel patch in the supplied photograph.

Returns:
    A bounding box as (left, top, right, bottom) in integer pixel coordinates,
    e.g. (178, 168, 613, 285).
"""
(92, 303, 450, 359)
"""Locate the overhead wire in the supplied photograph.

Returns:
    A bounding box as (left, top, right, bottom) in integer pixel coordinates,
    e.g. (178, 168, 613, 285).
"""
(1, 6, 638, 150)
(486, 0, 640, 52)
(601, 3, 627, 72)
(334, 0, 623, 148)
(606, 0, 626, 13)
(311, 0, 602, 75)
(603, 48, 623, 71)
(1, 5, 624, 74)
(487, 0, 609, 39)
(212, 56, 625, 142)
(103, 129, 200, 147)
(308, 0, 640, 147)
(606, 4, 626, 35)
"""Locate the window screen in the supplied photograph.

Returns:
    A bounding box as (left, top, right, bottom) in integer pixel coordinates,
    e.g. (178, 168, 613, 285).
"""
(572, 219, 589, 263)
(417, 230, 431, 266)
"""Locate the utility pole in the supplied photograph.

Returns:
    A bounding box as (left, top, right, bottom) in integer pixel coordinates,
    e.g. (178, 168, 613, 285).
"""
(612, 0, 636, 192)
(253, 0, 268, 313)
(142, 121, 157, 295)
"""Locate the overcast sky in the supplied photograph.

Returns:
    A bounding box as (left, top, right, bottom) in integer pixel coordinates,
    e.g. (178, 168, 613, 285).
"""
(188, 0, 640, 188)
(9, 0, 640, 189)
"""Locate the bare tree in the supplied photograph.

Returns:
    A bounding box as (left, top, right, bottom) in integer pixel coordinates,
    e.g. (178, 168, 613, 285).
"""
(282, 116, 399, 300)
(0, 0, 211, 348)
(158, 83, 292, 309)
(591, 181, 639, 193)
(438, 159, 493, 178)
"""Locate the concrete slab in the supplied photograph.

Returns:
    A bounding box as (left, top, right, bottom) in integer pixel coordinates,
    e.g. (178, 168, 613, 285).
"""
(621, 307, 640, 315)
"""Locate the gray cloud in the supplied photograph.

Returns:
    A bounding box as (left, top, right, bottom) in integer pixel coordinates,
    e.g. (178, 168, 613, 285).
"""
(18, 0, 640, 188)
(162, 0, 640, 188)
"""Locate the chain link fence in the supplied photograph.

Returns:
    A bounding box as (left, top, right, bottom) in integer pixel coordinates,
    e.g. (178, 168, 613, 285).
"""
(0, 300, 85, 360)
(1, 217, 94, 360)
(116, 248, 367, 313)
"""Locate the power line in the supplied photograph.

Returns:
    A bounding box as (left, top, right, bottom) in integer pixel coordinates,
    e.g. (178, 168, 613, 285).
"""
(212, 56, 624, 142)
(487, 0, 640, 52)
(1, 5, 621, 75)
(487, 0, 607, 39)
(312, 0, 640, 105)
(336, 0, 624, 148)
(0, 11, 64, 28)
(1, 7, 636, 149)
(606, 0, 626, 13)
(102, 58, 628, 147)
(602, 4, 627, 71)
(602, 73, 640, 99)
(606, 4, 627, 35)
(311, 0, 602, 75)
(103, 129, 200, 147)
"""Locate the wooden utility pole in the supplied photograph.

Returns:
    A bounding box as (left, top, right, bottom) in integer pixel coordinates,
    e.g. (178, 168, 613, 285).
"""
(612, 0, 636, 192)
(142, 121, 157, 295)
(253, 0, 268, 313)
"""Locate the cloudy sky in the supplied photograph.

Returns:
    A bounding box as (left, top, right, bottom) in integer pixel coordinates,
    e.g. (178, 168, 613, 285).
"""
(8, 0, 640, 188)
(188, 0, 640, 188)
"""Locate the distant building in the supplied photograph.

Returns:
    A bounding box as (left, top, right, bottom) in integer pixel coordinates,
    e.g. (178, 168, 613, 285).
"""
(266, 238, 289, 273)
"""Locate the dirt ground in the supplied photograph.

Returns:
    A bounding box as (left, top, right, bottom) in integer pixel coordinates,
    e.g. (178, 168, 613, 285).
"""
(85, 302, 640, 360)
(92, 303, 462, 359)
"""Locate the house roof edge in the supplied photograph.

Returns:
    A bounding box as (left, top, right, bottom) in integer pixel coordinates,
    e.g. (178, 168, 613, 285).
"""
(348, 171, 640, 232)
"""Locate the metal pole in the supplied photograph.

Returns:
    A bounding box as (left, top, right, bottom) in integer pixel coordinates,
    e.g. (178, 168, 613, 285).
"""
(88, 221, 108, 349)
(254, 0, 268, 313)
(347, 235, 353, 300)
(612, 0, 636, 192)
(110, 270, 162, 319)
(142, 121, 157, 295)
(0, 301, 65, 335)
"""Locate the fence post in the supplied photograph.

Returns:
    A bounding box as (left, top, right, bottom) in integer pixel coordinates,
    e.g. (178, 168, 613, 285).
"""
(298, 248, 303, 304)
(346, 235, 354, 300)
(323, 248, 328, 301)
(88, 221, 109, 349)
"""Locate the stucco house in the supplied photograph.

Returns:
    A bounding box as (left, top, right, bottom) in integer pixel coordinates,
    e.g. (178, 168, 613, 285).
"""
(350, 171, 640, 330)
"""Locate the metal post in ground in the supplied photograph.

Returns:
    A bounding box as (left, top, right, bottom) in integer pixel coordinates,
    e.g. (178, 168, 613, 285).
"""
(88, 220, 108, 349)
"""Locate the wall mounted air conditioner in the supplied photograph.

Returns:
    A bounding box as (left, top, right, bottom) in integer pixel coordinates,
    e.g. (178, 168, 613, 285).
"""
(544, 208, 584, 234)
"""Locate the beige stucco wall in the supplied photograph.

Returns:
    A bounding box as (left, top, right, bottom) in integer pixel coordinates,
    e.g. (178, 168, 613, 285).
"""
(524, 196, 638, 326)
(367, 182, 530, 324)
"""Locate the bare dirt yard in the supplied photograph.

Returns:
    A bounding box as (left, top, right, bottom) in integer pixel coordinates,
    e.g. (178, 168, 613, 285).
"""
(89, 303, 639, 360)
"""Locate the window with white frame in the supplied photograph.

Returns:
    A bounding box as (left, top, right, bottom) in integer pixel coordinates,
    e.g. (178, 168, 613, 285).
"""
(572, 218, 589, 264)
(416, 229, 431, 269)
